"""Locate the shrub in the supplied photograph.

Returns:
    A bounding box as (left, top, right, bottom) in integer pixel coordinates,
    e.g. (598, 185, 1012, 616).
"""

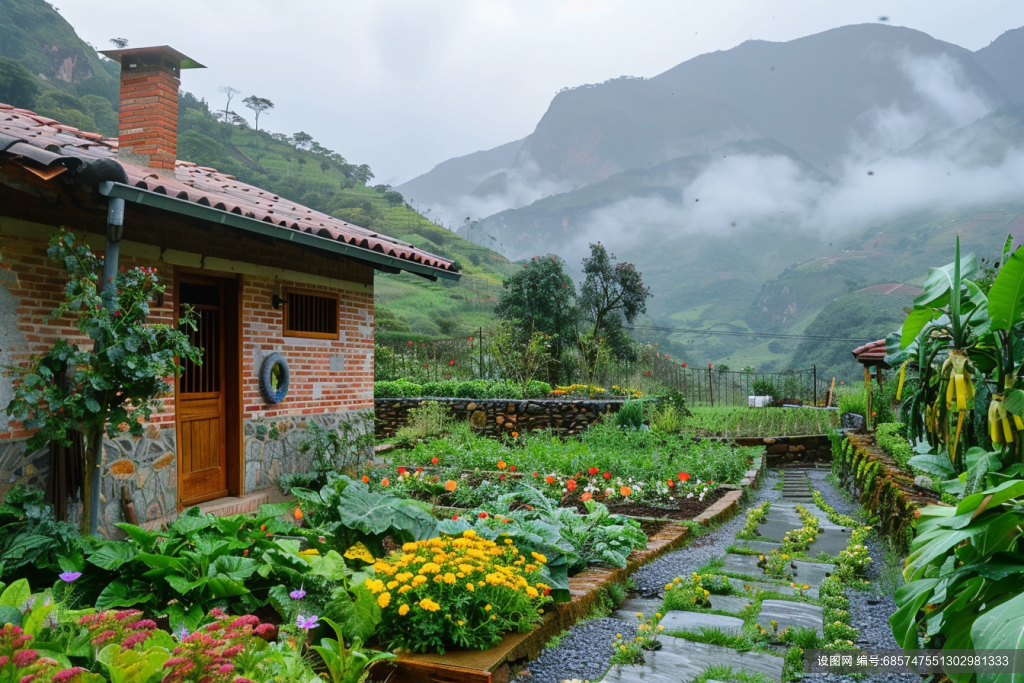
(836, 386, 867, 419)
(752, 380, 779, 401)
(375, 379, 423, 398)
(368, 530, 549, 653)
(394, 401, 453, 444)
(875, 422, 913, 471)
(614, 399, 646, 429)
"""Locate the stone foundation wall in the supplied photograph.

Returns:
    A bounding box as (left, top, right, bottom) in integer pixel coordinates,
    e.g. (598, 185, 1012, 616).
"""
(374, 398, 627, 438)
(731, 435, 832, 466)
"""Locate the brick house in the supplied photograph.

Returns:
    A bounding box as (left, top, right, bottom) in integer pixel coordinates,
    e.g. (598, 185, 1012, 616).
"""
(0, 46, 458, 534)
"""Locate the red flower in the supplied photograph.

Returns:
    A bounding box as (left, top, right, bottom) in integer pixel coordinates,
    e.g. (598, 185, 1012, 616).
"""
(450, 360, 456, 366)
(533, 472, 539, 477)
(679, 472, 690, 482)
(398, 467, 407, 475)
(416, 467, 423, 473)
(469, 336, 474, 341)
(500, 474, 506, 482)
(431, 457, 439, 465)
(645, 371, 651, 376)
(603, 472, 611, 480)
(408, 341, 414, 345)
(510, 465, 517, 472)
(682, 363, 687, 367)
(452, 515, 459, 520)
(478, 512, 489, 519)
(567, 479, 577, 492)
(588, 467, 599, 476)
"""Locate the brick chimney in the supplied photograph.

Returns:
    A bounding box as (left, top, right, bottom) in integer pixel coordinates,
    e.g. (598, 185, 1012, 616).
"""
(99, 46, 204, 172)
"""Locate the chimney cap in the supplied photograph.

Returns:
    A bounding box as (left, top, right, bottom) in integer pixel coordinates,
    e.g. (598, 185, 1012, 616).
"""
(99, 45, 205, 69)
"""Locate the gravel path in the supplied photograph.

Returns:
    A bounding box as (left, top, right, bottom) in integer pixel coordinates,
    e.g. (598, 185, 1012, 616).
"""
(804, 469, 915, 683)
(631, 471, 783, 596)
(517, 468, 913, 683)
(515, 472, 782, 683)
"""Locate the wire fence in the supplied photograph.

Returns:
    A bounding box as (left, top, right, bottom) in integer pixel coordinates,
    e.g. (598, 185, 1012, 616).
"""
(375, 332, 830, 406)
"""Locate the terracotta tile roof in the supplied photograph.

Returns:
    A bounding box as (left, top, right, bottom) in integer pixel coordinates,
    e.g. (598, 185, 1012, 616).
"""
(852, 339, 889, 367)
(0, 103, 458, 275)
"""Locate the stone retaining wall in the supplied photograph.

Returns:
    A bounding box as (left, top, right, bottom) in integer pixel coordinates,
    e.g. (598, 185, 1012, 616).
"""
(834, 433, 943, 552)
(374, 397, 627, 438)
(730, 435, 832, 466)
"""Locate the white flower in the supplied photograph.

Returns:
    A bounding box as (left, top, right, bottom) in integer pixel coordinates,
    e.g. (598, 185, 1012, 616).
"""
(687, 493, 694, 499)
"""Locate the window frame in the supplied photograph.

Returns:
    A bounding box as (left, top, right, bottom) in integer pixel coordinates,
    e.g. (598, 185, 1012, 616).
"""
(281, 287, 341, 340)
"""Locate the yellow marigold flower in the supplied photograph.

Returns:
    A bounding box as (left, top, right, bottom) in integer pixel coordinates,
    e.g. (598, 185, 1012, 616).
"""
(396, 572, 414, 583)
(443, 572, 457, 584)
(387, 580, 399, 590)
(504, 538, 514, 545)
(526, 586, 539, 597)
(378, 592, 391, 609)
(463, 529, 477, 539)
(398, 604, 410, 616)
(525, 564, 538, 573)
(364, 578, 385, 594)
(457, 620, 464, 626)
(418, 598, 441, 612)
(491, 615, 497, 621)
(531, 552, 547, 564)
(419, 562, 441, 575)
(466, 583, 475, 592)
(398, 585, 411, 594)
(485, 604, 492, 611)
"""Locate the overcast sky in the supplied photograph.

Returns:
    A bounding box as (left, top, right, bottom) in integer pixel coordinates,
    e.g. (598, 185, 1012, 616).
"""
(57, 1, 1024, 184)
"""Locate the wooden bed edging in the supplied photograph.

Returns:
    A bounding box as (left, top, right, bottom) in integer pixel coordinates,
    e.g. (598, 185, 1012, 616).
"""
(371, 487, 750, 683)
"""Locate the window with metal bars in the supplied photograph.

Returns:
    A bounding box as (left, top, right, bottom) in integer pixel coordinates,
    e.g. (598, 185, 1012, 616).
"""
(282, 288, 340, 339)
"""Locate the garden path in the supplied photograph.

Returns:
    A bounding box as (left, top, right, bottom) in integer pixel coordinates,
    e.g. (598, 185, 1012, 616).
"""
(604, 468, 832, 683)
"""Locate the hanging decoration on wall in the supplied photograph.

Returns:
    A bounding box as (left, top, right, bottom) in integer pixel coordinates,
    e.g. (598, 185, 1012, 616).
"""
(260, 352, 290, 404)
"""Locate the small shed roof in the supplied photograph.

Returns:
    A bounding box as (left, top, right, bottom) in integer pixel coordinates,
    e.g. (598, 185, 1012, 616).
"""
(852, 339, 890, 369)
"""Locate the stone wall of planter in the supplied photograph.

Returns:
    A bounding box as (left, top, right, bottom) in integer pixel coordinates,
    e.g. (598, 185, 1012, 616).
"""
(374, 397, 628, 438)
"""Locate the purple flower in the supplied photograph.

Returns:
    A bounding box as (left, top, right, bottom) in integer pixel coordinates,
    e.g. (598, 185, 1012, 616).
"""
(59, 571, 82, 583)
(296, 614, 319, 630)
(289, 588, 306, 600)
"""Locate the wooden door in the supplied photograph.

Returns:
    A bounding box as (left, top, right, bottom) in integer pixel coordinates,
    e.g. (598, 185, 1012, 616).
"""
(177, 278, 229, 506)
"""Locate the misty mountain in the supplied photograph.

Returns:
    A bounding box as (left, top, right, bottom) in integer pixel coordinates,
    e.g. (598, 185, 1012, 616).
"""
(974, 26, 1024, 104)
(401, 23, 1024, 379)
(398, 137, 525, 210)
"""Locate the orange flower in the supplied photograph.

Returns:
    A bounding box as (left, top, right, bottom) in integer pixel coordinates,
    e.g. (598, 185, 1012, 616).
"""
(381, 477, 391, 487)
(581, 491, 593, 502)
(679, 472, 690, 482)
(496, 460, 507, 470)
(445, 479, 458, 492)
(511, 432, 520, 438)
(362, 475, 370, 483)
(545, 476, 556, 485)
(566, 479, 577, 492)
(619, 486, 632, 497)
(294, 506, 304, 520)
(667, 479, 674, 487)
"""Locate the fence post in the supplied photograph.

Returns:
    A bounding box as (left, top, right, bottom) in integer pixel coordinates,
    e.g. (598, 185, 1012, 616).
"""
(478, 327, 484, 380)
(708, 367, 714, 407)
(813, 365, 817, 406)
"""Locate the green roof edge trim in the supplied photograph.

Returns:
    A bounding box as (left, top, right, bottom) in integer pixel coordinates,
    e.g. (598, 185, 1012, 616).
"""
(98, 181, 461, 282)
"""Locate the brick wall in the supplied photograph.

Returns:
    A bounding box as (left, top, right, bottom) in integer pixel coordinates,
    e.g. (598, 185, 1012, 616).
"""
(0, 224, 375, 533)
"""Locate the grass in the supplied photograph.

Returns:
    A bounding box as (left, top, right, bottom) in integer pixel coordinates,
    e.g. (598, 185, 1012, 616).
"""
(691, 664, 773, 683)
(682, 407, 840, 438)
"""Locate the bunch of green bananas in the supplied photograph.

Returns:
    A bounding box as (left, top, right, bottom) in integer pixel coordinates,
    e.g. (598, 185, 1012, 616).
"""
(988, 394, 1024, 445)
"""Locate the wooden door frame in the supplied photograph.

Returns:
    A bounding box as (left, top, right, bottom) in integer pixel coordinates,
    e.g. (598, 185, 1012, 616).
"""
(173, 268, 244, 510)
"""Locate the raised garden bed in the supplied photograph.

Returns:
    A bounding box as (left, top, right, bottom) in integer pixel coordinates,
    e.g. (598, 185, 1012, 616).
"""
(369, 468, 759, 683)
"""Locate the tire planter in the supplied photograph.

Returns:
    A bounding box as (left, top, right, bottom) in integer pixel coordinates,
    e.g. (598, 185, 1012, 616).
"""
(259, 352, 290, 404)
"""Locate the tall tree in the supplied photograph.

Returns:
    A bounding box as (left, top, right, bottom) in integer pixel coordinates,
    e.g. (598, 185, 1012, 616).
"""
(218, 86, 240, 122)
(109, 38, 129, 48)
(292, 131, 314, 149)
(496, 254, 579, 351)
(579, 242, 650, 360)
(242, 95, 274, 131)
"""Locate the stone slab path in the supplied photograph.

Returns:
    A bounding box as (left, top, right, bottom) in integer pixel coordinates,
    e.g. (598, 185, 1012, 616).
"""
(604, 476, 845, 683)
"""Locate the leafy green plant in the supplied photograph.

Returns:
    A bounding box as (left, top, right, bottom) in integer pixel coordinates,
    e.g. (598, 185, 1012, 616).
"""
(614, 399, 646, 429)
(0, 485, 86, 584)
(311, 617, 395, 683)
(296, 421, 371, 484)
(874, 422, 914, 472)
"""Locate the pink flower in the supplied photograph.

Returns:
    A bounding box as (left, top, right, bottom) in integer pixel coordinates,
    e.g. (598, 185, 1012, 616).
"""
(127, 619, 157, 630)
(114, 610, 142, 621)
(121, 632, 152, 649)
(227, 615, 260, 629)
(12, 649, 39, 667)
(218, 664, 234, 674)
(0, 656, 8, 666)
(52, 668, 87, 682)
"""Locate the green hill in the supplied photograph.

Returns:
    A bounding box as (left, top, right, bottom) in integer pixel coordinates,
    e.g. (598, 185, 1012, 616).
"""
(0, 0, 514, 337)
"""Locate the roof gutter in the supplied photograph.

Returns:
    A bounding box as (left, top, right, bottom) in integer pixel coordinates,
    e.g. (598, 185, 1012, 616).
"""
(97, 181, 460, 282)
